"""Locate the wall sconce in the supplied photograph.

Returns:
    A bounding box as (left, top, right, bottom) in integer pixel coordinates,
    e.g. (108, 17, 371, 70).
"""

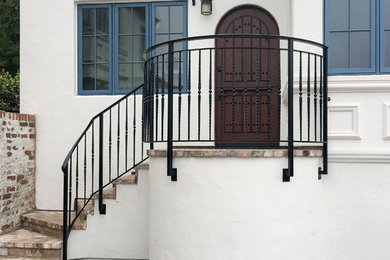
(201, 0, 212, 15)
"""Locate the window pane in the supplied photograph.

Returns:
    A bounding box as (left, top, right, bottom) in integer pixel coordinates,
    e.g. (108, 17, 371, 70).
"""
(96, 8, 109, 34)
(82, 9, 95, 35)
(329, 0, 349, 31)
(119, 36, 132, 62)
(350, 0, 371, 30)
(119, 7, 131, 34)
(155, 6, 169, 33)
(97, 64, 109, 90)
(118, 64, 132, 90)
(170, 6, 183, 33)
(82, 37, 95, 62)
(155, 34, 169, 56)
(385, 0, 390, 29)
(133, 35, 146, 61)
(83, 64, 95, 90)
(350, 31, 370, 68)
(133, 63, 144, 89)
(329, 32, 349, 68)
(133, 7, 146, 34)
(386, 31, 390, 67)
(96, 36, 109, 62)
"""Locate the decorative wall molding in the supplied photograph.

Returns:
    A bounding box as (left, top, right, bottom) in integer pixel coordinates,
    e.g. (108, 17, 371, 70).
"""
(328, 104, 360, 140)
(383, 102, 390, 140)
(329, 151, 390, 164)
(292, 75, 390, 93)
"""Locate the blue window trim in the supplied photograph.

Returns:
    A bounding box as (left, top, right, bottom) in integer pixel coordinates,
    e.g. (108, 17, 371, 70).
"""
(77, 1, 188, 95)
(380, 0, 390, 72)
(78, 4, 113, 95)
(324, 0, 376, 75)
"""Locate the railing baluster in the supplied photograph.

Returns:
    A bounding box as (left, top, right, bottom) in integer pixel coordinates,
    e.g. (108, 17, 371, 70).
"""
(188, 50, 192, 140)
(198, 49, 202, 140)
(219, 48, 224, 139)
(232, 43, 236, 139)
(91, 122, 94, 193)
(255, 48, 260, 139)
(307, 53, 311, 141)
(75, 146, 79, 213)
(179, 51, 182, 140)
(68, 157, 72, 226)
(109, 109, 112, 181)
(267, 40, 271, 140)
(161, 54, 165, 141)
(283, 39, 294, 182)
(62, 164, 68, 260)
(299, 51, 303, 141)
(98, 114, 106, 214)
(314, 55, 318, 142)
(167, 41, 177, 181)
(209, 48, 212, 140)
(243, 47, 248, 140)
(133, 92, 136, 166)
(125, 98, 128, 170)
(155, 56, 159, 141)
(320, 57, 323, 141)
(322, 48, 328, 175)
(278, 47, 281, 142)
(83, 134, 86, 205)
(117, 104, 120, 177)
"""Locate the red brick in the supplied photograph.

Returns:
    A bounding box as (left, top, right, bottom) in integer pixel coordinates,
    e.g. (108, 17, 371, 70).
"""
(12, 145, 18, 150)
(29, 122, 35, 127)
(2, 121, 6, 125)
(21, 134, 27, 138)
(25, 150, 32, 156)
(19, 121, 28, 127)
(7, 186, 15, 192)
(6, 132, 11, 138)
(11, 133, 18, 138)
(7, 152, 12, 157)
(7, 176, 16, 181)
(20, 179, 28, 185)
(29, 134, 35, 139)
(17, 175, 24, 181)
(3, 193, 11, 200)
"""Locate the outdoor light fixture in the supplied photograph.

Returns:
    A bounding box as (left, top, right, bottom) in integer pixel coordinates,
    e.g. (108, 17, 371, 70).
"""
(201, 0, 212, 15)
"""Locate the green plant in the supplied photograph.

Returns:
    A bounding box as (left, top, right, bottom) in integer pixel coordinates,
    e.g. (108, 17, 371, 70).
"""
(0, 69, 19, 112)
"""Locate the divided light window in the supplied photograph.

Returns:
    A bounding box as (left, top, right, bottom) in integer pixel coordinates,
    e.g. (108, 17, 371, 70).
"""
(324, 0, 390, 74)
(78, 2, 187, 95)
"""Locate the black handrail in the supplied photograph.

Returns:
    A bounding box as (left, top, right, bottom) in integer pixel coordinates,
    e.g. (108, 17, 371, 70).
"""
(62, 84, 147, 260)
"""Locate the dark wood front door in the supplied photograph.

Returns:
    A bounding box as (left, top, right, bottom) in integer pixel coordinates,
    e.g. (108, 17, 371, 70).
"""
(215, 6, 280, 147)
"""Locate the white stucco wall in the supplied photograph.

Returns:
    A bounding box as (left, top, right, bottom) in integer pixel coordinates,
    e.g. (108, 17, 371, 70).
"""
(20, 0, 390, 217)
(68, 168, 149, 259)
(149, 155, 390, 260)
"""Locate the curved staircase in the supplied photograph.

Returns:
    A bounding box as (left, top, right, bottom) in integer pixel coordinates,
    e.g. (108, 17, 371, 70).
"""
(0, 163, 148, 259)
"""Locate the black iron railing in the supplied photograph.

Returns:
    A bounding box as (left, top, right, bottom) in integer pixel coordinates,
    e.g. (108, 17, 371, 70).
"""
(142, 34, 328, 182)
(62, 34, 328, 260)
(61, 84, 149, 260)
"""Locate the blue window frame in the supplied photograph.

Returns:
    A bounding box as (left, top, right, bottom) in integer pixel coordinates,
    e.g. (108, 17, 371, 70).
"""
(324, 0, 390, 75)
(78, 2, 187, 95)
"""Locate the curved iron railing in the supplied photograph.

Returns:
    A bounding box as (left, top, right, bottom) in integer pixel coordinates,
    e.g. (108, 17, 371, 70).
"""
(61, 84, 149, 260)
(142, 34, 328, 181)
(62, 33, 328, 260)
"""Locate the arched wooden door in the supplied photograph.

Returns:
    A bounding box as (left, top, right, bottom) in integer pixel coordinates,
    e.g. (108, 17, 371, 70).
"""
(215, 5, 280, 147)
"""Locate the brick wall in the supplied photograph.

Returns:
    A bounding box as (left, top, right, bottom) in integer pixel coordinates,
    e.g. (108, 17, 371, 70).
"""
(0, 111, 36, 234)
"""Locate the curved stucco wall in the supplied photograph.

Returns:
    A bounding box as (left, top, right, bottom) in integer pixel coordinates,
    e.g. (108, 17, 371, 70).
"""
(148, 155, 390, 260)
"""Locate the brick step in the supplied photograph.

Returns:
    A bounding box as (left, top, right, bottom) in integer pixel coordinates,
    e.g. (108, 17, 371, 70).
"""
(0, 229, 61, 259)
(21, 211, 85, 238)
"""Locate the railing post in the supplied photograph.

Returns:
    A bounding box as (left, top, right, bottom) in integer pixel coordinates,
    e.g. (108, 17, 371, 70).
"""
(167, 41, 177, 181)
(62, 165, 68, 260)
(321, 47, 328, 176)
(283, 39, 294, 182)
(99, 114, 106, 214)
(149, 60, 154, 150)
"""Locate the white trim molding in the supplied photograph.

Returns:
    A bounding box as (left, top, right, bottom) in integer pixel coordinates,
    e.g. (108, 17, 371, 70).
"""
(328, 104, 361, 140)
(327, 75, 390, 93)
(329, 151, 390, 163)
(383, 102, 390, 140)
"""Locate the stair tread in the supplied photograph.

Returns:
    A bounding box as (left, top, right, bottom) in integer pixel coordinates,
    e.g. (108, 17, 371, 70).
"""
(0, 229, 62, 249)
(113, 175, 137, 185)
(21, 210, 84, 230)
